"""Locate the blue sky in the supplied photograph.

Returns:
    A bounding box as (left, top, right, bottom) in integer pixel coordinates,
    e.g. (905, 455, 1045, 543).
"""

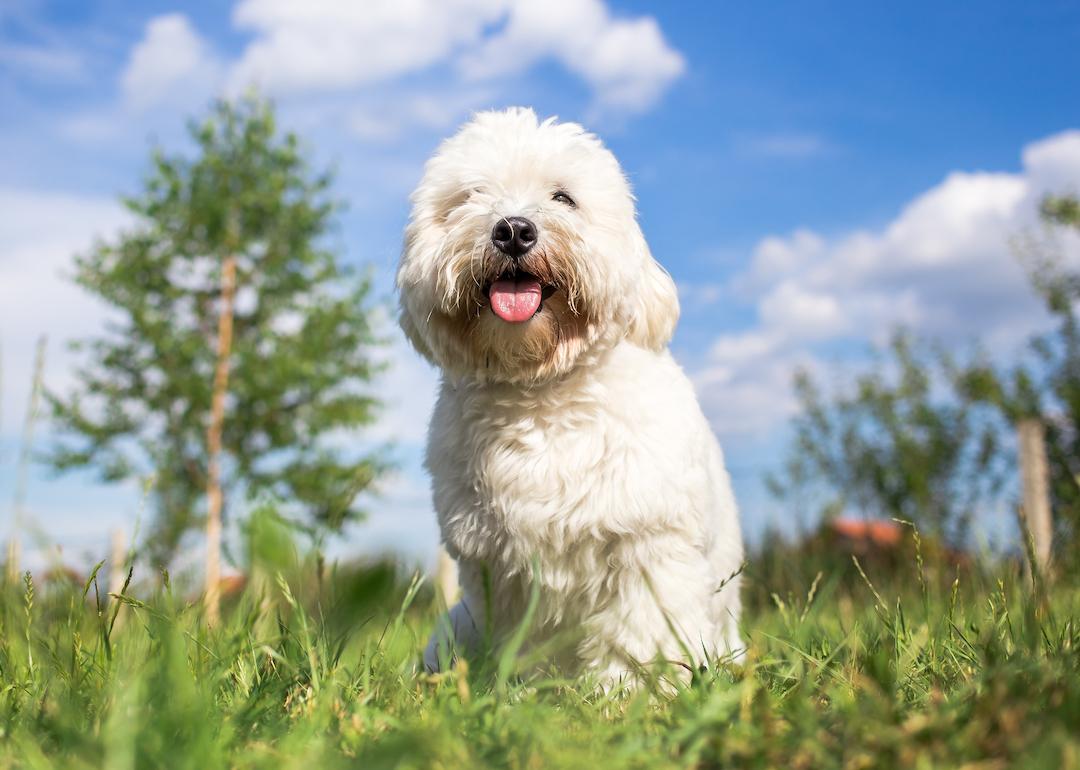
(2, 0, 1079, 572)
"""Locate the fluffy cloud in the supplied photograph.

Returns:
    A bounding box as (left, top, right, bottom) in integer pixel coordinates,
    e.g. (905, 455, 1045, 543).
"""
(1023, 130, 1080, 192)
(229, 0, 504, 93)
(228, 0, 683, 114)
(121, 14, 221, 111)
(0, 194, 135, 569)
(457, 0, 685, 112)
(694, 130, 1080, 439)
(360, 310, 440, 448)
(117, 2, 682, 133)
(0, 188, 128, 429)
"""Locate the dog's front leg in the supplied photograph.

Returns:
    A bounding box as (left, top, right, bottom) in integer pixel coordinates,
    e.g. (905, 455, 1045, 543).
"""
(423, 596, 485, 673)
(577, 541, 721, 690)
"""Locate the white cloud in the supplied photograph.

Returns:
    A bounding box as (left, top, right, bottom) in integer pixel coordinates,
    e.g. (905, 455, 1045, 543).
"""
(694, 130, 1080, 439)
(677, 281, 723, 308)
(121, 14, 221, 111)
(692, 333, 811, 436)
(106, 1, 682, 140)
(759, 282, 846, 340)
(0, 190, 146, 570)
(365, 313, 440, 447)
(229, 0, 505, 94)
(1023, 130, 1080, 192)
(331, 468, 441, 567)
(458, 0, 684, 112)
(228, 0, 683, 114)
(733, 229, 825, 294)
(0, 188, 128, 438)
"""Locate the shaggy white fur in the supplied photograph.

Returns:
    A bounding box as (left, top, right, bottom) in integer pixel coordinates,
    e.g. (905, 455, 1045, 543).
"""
(397, 108, 744, 684)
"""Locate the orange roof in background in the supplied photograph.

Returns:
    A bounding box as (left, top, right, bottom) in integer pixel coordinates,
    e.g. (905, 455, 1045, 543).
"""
(219, 573, 248, 597)
(830, 518, 903, 547)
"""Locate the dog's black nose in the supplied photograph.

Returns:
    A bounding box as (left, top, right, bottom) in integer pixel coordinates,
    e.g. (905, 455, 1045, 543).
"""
(491, 216, 537, 258)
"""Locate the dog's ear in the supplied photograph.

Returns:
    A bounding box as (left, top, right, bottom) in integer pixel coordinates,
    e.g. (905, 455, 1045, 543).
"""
(627, 235, 680, 351)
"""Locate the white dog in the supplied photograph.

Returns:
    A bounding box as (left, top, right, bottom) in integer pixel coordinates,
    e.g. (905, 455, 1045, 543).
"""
(397, 108, 744, 683)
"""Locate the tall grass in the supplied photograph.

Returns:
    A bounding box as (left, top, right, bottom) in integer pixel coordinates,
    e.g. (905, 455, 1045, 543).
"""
(0, 518, 1077, 769)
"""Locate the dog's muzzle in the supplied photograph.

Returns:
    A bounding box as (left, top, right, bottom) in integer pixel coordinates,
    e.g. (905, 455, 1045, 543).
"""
(491, 216, 537, 259)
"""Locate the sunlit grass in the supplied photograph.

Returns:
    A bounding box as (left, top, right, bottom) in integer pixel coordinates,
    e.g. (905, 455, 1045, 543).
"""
(1, 522, 1078, 769)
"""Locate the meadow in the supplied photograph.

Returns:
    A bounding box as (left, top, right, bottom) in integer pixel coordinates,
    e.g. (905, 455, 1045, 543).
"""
(1, 519, 1077, 770)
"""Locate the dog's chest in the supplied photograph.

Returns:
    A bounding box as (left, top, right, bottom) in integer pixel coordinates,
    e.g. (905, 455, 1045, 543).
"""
(428, 350, 714, 604)
(433, 384, 639, 569)
(470, 398, 608, 534)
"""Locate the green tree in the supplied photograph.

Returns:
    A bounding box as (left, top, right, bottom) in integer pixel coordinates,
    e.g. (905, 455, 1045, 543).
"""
(957, 195, 1080, 561)
(48, 97, 387, 567)
(767, 332, 1006, 541)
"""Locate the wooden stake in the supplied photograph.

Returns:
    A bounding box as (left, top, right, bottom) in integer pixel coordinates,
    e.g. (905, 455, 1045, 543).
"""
(205, 254, 237, 625)
(1017, 418, 1053, 576)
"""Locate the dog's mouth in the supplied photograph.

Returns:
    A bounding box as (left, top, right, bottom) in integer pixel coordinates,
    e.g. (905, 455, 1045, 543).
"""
(487, 269, 557, 323)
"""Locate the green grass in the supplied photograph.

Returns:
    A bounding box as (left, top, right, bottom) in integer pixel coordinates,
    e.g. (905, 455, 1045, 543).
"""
(1, 535, 1078, 770)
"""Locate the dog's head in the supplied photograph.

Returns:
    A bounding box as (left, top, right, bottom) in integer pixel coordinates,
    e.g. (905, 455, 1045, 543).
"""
(398, 107, 678, 384)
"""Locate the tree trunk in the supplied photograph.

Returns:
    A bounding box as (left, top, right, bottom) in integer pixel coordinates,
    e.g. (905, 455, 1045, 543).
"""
(205, 254, 237, 625)
(1017, 418, 1053, 577)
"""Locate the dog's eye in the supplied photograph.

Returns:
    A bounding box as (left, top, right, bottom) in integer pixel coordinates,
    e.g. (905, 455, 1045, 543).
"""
(552, 190, 576, 208)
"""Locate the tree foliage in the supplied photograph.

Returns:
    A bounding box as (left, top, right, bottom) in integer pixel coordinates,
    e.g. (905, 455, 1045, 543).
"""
(772, 194, 1080, 560)
(47, 97, 387, 565)
(768, 333, 1007, 541)
(957, 195, 1080, 556)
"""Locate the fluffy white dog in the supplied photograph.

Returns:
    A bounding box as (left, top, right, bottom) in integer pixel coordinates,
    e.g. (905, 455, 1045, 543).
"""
(397, 108, 744, 683)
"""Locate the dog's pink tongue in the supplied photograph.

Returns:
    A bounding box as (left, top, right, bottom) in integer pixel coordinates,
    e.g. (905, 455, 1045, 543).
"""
(489, 278, 542, 323)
